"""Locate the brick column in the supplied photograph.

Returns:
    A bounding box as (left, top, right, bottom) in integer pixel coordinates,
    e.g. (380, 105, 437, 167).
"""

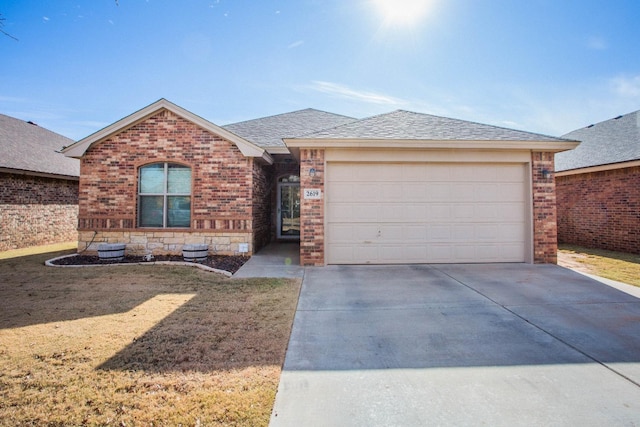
(532, 152, 557, 263)
(300, 149, 325, 266)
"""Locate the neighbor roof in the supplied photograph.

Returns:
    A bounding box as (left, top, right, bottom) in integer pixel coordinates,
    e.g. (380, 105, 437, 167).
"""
(223, 108, 356, 153)
(302, 110, 572, 141)
(555, 110, 640, 172)
(0, 113, 79, 179)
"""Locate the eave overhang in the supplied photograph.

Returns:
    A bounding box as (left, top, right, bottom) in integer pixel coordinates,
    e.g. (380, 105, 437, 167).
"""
(283, 138, 580, 161)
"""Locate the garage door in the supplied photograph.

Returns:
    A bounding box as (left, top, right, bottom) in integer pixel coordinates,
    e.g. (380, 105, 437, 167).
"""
(327, 163, 527, 264)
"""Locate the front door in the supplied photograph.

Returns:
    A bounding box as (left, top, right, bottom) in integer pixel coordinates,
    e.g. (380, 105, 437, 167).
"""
(277, 176, 300, 239)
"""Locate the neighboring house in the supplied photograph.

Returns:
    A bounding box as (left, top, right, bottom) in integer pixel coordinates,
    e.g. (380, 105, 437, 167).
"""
(62, 99, 577, 265)
(555, 110, 640, 254)
(0, 113, 79, 251)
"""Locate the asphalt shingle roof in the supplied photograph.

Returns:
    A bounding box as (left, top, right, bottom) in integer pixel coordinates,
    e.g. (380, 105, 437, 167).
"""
(0, 113, 79, 178)
(223, 108, 356, 148)
(301, 109, 571, 142)
(555, 110, 640, 172)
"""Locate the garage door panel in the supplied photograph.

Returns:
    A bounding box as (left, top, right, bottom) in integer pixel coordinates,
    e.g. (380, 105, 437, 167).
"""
(329, 204, 354, 222)
(327, 163, 527, 264)
(329, 182, 354, 202)
(500, 183, 526, 201)
(403, 225, 429, 240)
(430, 183, 453, 201)
(499, 203, 526, 221)
(453, 204, 475, 220)
(405, 204, 429, 220)
(425, 165, 451, 181)
(402, 183, 430, 201)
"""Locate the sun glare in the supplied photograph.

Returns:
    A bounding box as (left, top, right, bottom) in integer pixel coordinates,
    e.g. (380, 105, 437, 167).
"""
(372, 0, 434, 28)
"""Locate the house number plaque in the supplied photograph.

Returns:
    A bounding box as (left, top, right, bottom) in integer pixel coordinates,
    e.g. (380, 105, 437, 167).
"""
(303, 188, 322, 200)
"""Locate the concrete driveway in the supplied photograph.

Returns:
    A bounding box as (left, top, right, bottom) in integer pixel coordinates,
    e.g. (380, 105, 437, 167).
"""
(270, 264, 640, 426)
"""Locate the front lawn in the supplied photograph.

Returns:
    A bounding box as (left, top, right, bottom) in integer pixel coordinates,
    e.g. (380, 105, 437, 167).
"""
(558, 244, 640, 287)
(0, 249, 301, 426)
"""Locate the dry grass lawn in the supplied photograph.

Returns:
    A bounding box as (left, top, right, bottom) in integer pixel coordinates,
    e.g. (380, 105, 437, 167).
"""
(558, 244, 640, 287)
(0, 249, 301, 426)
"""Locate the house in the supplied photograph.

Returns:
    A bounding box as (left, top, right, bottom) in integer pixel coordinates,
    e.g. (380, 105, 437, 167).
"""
(0, 113, 79, 251)
(555, 110, 640, 254)
(62, 99, 578, 265)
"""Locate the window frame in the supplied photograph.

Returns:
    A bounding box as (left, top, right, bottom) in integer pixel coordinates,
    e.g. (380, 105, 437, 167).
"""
(138, 162, 192, 229)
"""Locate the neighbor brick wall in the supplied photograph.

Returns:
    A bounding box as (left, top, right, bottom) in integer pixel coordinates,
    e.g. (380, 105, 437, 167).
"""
(531, 152, 558, 264)
(0, 172, 78, 251)
(77, 109, 257, 255)
(556, 165, 639, 254)
(299, 149, 324, 266)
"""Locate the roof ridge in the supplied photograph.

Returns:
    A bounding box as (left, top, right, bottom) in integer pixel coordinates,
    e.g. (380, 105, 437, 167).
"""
(223, 108, 356, 127)
(564, 109, 640, 134)
(394, 109, 578, 142)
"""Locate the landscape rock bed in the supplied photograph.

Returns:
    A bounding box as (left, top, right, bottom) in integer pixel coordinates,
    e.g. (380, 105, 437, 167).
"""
(49, 254, 249, 274)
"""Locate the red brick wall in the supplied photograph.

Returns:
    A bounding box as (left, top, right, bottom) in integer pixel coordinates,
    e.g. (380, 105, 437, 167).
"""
(556, 165, 639, 254)
(252, 161, 273, 251)
(79, 109, 254, 234)
(299, 149, 324, 266)
(532, 152, 558, 264)
(0, 172, 78, 251)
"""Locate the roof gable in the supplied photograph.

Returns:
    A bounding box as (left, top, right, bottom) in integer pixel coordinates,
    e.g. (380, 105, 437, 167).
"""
(62, 99, 272, 164)
(0, 113, 79, 179)
(556, 110, 640, 172)
(222, 108, 356, 153)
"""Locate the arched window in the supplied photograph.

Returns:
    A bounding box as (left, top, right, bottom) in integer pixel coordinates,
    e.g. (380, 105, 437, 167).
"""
(138, 163, 191, 228)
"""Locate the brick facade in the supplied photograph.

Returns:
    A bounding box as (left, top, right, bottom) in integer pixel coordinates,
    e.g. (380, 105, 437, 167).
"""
(556, 165, 639, 254)
(252, 161, 273, 251)
(299, 149, 325, 266)
(531, 152, 558, 263)
(77, 109, 266, 256)
(0, 172, 78, 251)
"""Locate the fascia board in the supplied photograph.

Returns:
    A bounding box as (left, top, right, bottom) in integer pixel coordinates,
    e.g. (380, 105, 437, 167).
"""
(555, 159, 640, 176)
(284, 138, 580, 152)
(265, 146, 292, 155)
(0, 167, 79, 181)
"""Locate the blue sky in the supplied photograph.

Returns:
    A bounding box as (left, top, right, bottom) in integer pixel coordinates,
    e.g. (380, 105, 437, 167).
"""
(2, 0, 640, 141)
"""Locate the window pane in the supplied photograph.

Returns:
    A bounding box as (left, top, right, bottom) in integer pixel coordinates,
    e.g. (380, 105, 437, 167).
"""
(139, 196, 164, 227)
(167, 196, 190, 228)
(168, 164, 191, 194)
(140, 164, 165, 194)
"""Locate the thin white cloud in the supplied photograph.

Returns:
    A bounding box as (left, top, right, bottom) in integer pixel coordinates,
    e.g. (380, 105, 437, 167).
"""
(42, 16, 50, 22)
(586, 36, 607, 50)
(309, 81, 406, 106)
(611, 74, 640, 98)
(287, 40, 304, 49)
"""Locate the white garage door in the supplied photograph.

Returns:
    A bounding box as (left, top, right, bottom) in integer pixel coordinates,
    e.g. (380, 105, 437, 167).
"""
(327, 163, 527, 264)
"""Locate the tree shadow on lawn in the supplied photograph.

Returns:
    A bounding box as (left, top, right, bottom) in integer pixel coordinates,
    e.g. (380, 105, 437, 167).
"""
(0, 251, 301, 373)
(97, 281, 298, 373)
(0, 251, 172, 329)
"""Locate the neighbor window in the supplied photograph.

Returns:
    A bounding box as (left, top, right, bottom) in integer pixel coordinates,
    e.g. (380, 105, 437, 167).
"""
(138, 163, 191, 228)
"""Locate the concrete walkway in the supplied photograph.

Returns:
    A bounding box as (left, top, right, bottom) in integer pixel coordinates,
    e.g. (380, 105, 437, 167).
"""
(270, 263, 640, 426)
(232, 242, 304, 279)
